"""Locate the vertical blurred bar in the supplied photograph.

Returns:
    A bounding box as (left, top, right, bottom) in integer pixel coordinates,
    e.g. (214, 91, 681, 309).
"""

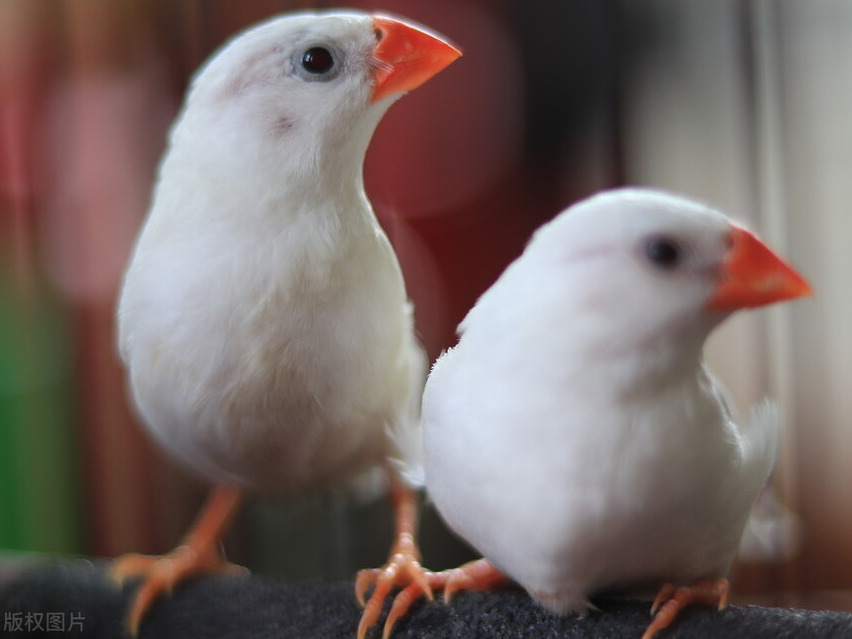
(0, 0, 81, 555)
(774, 0, 852, 595)
(747, 0, 805, 597)
(56, 0, 151, 557)
(48, 0, 214, 558)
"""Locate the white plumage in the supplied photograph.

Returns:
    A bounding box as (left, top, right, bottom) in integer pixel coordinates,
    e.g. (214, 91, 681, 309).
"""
(422, 188, 809, 621)
(114, 10, 461, 636)
(119, 12, 431, 494)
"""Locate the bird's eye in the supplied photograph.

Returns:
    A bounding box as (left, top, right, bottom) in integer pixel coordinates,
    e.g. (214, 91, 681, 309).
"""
(293, 45, 342, 82)
(301, 46, 336, 75)
(644, 236, 682, 269)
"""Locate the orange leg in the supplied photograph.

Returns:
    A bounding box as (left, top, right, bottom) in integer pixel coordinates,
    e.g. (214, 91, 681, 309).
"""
(110, 485, 246, 635)
(355, 474, 510, 638)
(642, 578, 729, 639)
(356, 480, 432, 639)
(383, 558, 508, 637)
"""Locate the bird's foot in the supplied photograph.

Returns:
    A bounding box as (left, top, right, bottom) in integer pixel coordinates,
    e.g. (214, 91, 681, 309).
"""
(110, 486, 246, 635)
(110, 486, 247, 636)
(111, 545, 248, 635)
(642, 578, 729, 639)
(356, 531, 433, 639)
(357, 557, 507, 639)
(434, 558, 509, 604)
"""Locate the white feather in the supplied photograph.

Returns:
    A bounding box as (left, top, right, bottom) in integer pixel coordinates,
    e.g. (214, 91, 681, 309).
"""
(423, 188, 782, 613)
(118, 11, 426, 495)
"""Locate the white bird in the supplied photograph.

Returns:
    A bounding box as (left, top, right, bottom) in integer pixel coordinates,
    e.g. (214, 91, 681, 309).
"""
(417, 188, 811, 638)
(111, 10, 460, 636)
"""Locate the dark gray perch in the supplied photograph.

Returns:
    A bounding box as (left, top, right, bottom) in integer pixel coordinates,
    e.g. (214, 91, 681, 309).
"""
(2, 560, 852, 638)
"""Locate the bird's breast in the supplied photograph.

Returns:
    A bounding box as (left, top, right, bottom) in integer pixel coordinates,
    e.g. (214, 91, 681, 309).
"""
(120, 221, 411, 491)
(425, 361, 746, 600)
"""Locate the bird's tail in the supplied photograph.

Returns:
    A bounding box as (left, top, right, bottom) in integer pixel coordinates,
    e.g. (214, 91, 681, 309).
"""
(736, 399, 799, 561)
(738, 484, 803, 562)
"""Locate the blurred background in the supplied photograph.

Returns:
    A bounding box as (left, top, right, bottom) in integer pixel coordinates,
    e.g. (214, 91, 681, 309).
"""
(1, 0, 850, 610)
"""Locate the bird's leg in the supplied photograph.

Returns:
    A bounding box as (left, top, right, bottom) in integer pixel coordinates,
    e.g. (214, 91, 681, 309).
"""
(382, 558, 508, 637)
(355, 476, 510, 639)
(439, 558, 511, 602)
(356, 478, 432, 639)
(642, 578, 729, 639)
(111, 485, 247, 635)
(366, 557, 508, 639)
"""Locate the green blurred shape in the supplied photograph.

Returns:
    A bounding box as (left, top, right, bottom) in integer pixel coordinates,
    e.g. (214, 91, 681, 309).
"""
(0, 270, 81, 554)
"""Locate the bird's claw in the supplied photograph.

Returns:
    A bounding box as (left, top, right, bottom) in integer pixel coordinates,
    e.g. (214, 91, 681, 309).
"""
(439, 558, 507, 604)
(642, 578, 729, 639)
(649, 583, 678, 616)
(356, 544, 433, 639)
(356, 558, 506, 639)
(110, 553, 162, 587)
(111, 545, 248, 635)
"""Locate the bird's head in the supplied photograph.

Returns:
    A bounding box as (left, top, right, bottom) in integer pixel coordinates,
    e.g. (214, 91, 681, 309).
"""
(174, 11, 460, 181)
(522, 188, 811, 364)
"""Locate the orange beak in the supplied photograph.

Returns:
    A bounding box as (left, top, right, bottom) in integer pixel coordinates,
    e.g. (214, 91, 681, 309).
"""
(705, 224, 812, 311)
(370, 15, 462, 103)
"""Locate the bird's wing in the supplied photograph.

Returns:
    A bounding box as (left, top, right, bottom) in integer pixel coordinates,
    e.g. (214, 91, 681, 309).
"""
(704, 368, 779, 490)
(738, 398, 781, 492)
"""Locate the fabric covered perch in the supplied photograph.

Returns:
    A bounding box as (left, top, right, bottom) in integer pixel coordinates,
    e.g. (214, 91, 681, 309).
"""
(2, 560, 852, 638)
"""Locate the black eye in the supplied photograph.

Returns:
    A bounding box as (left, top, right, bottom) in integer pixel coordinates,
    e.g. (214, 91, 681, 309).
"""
(301, 47, 335, 75)
(645, 236, 682, 269)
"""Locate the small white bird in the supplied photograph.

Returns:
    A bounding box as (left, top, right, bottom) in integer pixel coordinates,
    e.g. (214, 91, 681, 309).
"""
(112, 10, 460, 636)
(417, 188, 811, 638)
